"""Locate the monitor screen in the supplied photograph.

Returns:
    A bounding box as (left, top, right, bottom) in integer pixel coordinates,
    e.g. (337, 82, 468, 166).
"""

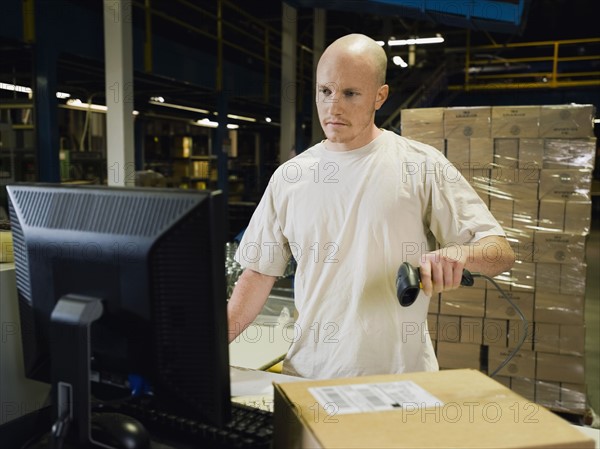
(7, 183, 230, 428)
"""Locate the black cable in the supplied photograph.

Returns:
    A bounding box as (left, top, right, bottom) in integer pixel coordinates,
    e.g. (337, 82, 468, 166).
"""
(472, 273, 529, 378)
(50, 411, 72, 449)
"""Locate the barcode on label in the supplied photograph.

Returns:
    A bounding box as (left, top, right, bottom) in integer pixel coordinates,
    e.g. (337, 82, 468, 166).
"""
(309, 381, 443, 416)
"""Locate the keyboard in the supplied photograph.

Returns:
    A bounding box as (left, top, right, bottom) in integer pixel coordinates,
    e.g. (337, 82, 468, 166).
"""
(119, 399, 274, 449)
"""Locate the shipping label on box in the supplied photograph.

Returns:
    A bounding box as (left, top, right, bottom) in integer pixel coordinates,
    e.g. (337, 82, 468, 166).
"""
(538, 169, 592, 200)
(518, 138, 544, 169)
(488, 347, 536, 378)
(536, 352, 585, 384)
(539, 104, 595, 138)
(492, 106, 540, 138)
(534, 291, 584, 325)
(444, 106, 491, 138)
(273, 369, 594, 449)
(533, 231, 586, 264)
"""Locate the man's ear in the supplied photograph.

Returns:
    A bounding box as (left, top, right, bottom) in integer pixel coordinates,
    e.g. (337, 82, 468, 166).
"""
(375, 84, 389, 110)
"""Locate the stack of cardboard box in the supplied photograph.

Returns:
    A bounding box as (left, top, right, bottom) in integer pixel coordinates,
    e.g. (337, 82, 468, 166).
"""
(402, 104, 596, 416)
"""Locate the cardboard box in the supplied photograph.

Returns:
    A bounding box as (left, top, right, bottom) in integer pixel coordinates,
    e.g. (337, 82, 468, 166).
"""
(512, 200, 538, 231)
(494, 375, 511, 389)
(488, 347, 536, 378)
(444, 106, 491, 139)
(536, 352, 585, 384)
(437, 315, 461, 342)
(534, 322, 560, 354)
(511, 377, 535, 403)
(401, 107, 445, 139)
(508, 319, 534, 351)
(538, 169, 592, 200)
(538, 199, 565, 232)
(436, 341, 482, 369)
(489, 197, 513, 228)
(560, 383, 587, 413)
(506, 261, 536, 292)
(505, 228, 535, 263)
(518, 138, 544, 169)
(541, 138, 596, 170)
(272, 369, 594, 448)
(428, 294, 440, 314)
(489, 168, 539, 200)
(560, 263, 587, 296)
(539, 104, 595, 138)
(0, 231, 14, 263)
(445, 138, 470, 168)
(536, 380, 561, 409)
(427, 314, 438, 342)
(439, 288, 486, 317)
(469, 137, 494, 167)
(560, 324, 585, 356)
(535, 263, 561, 293)
(483, 318, 507, 347)
(460, 317, 483, 344)
(533, 231, 586, 264)
(491, 106, 540, 138)
(493, 138, 519, 169)
(564, 200, 591, 233)
(419, 138, 445, 153)
(535, 291, 585, 325)
(485, 291, 534, 322)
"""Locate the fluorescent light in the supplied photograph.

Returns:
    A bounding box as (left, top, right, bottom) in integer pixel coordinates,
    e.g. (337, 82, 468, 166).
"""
(150, 96, 165, 103)
(265, 117, 272, 123)
(149, 100, 210, 114)
(196, 118, 219, 128)
(66, 99, 108, 112)
(376, 40, 385, 46)
(227, 114, 256, 122)
(0, 82, 70, 98)
(227, 124, 239, 129)
(388, 34, 444, 46)
(392, 56, 408, 68)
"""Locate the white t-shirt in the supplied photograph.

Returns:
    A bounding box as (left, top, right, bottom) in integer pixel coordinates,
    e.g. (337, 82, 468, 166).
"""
(235, 130, 504, 379)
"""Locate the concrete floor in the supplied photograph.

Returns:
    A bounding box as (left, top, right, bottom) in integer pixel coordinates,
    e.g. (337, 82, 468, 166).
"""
(585, 212, 600, 417)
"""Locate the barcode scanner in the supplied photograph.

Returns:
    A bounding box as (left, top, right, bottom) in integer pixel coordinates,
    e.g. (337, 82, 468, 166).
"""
(396, 262, 475, 307)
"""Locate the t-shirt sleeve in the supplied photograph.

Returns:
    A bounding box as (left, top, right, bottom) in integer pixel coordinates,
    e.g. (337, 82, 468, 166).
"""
(428, 163, 505, 246)
(234, 180, 291, 277)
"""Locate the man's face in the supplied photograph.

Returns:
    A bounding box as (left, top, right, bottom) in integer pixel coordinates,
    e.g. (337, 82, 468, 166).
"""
(316, 53, 387, 150)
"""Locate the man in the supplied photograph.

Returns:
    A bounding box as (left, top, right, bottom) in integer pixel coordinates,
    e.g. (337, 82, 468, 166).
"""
(228, 33, 514, 379)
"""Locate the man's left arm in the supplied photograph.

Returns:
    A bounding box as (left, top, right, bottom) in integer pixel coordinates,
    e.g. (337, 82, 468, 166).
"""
(419, 235, 515, 297)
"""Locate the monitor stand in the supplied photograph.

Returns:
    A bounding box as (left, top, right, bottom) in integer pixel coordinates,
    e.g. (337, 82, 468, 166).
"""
(48, 294, 109, 448)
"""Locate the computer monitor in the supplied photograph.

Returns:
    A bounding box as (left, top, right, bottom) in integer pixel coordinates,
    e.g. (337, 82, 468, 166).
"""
(7, 183, 230, 446)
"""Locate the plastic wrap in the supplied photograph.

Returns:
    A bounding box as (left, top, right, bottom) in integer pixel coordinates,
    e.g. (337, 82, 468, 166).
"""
(399, 107, 445, 140)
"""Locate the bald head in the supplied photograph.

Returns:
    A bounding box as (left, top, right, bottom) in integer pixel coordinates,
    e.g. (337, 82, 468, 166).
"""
(318, 34, 388, 86)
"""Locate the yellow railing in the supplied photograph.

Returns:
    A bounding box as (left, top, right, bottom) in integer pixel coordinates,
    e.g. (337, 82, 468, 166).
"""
(450, 37, 600, 90)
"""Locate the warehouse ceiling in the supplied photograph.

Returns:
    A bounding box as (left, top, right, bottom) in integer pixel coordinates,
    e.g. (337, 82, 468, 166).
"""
(0, 0, 598, 125)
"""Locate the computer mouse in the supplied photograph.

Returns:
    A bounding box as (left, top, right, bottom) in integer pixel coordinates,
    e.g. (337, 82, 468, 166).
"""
(91, 412, 151, 449)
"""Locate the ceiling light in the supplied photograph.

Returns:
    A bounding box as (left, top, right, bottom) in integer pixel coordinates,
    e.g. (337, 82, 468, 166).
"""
(265, 117, 272, 123)
(388, 34, 444, 46)
(392, 56, 408, 68)
(227, 114, 256, 122)
(149, 100, 210, 114)
(66, 99, 108, 112)
(196, 118, 219, 128)
(376, 40, 385, 46)
(150, 96, 165, 103)
(227, 124, 239, 129)
(0, 82, 70, 99)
